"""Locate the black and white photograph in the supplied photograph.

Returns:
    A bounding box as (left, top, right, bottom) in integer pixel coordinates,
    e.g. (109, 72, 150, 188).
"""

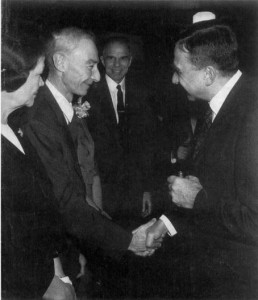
(1, 0, 258, 299)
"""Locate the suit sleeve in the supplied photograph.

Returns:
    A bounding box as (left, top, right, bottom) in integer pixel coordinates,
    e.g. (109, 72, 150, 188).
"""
(24, 120, 132, 253)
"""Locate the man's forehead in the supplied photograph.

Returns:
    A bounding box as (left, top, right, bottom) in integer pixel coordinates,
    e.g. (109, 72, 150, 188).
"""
(73, 39, 99, 61)
(105, 42, 130, 55)
(77, 38, 96, 51)
(174, 47, 189, 67)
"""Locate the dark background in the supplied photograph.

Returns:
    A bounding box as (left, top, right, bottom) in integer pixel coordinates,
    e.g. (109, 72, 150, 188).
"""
(2, 0, 258, 90)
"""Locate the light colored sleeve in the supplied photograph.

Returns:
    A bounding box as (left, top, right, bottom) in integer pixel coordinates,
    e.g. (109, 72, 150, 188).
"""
(160, 215, 177, 236)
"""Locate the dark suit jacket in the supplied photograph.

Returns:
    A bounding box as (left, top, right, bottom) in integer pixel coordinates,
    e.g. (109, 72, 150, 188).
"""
(86, 77, 157, 204)
(166, 75, 258, 287)
(23, 85, 132, 255)
(1, 132, 64, 298)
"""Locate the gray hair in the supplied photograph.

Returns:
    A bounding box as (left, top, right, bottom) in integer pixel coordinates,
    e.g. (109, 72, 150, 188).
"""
(46, 27, 95, 70)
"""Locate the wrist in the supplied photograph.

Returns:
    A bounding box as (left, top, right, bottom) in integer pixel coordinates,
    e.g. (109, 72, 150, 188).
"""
(159, 215, 177, 236)
(156, 219, 168, 235)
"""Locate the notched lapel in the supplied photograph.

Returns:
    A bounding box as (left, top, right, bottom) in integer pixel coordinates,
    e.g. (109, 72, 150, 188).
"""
(42, 86, 82, 174)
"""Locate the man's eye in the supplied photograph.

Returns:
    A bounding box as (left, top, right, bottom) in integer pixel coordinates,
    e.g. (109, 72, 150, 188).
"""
(87, 65, 94, 70)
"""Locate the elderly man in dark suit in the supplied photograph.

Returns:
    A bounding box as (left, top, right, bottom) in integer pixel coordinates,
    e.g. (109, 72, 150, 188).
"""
(22, 27, 160, 267)
(146, 24, 258, 298)
(86, 36, 157, 220)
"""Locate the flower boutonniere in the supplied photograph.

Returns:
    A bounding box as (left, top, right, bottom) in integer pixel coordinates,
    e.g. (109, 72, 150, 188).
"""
(17, 128, 23, 137)
(73, 97, 91, 119)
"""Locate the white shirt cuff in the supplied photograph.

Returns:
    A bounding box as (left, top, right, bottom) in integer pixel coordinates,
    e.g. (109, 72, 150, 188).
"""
(160, 215, 177, 236)
(60, 276, 73, 285)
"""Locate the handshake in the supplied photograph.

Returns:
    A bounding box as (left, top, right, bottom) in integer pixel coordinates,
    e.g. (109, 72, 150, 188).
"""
(128, 218, 168, 257)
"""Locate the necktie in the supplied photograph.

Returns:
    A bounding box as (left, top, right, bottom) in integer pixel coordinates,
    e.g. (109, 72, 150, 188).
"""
(68, 115, 95, 188)
(116, 84, 128, 151)
(192, 106, 213, 160)
(116, 85, 125, 123)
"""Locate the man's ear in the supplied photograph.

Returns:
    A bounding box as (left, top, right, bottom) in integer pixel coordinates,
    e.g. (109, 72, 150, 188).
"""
(100, 56, 105, 67)
(128, 56, 133, 67)
(204, 66, 216, 86)
(52, 52, 67, 72)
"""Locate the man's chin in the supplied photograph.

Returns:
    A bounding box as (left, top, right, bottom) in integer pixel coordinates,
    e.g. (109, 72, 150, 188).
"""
(187, 94, 196, 101)
(78, 86, 90, 96)
(112, 78, 123, 84)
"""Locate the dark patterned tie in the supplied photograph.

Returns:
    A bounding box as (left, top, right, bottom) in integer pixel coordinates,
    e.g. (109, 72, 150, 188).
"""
(192, 106, 213, 160)
(117, 85, 125, 124)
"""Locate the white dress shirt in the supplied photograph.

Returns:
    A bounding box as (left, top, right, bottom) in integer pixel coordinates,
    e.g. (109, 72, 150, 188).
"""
(46, 80, 74, 124)
(209, 70, 242, 121)
(105, 75, 125, 123)
(162, 70, 242, 236)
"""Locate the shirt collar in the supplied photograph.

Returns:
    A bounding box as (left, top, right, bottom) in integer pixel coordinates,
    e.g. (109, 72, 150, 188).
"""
(46, 80, 74, 123)
(209, 70, 242, 120)
(105, 75, 125, 93)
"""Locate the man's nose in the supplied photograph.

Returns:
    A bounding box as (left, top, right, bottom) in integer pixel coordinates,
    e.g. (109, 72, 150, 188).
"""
(172, 72, 179, 85)
(114, 58, 120, 67)
(39, 76, 44, 87)
(92, 67, 100, 82)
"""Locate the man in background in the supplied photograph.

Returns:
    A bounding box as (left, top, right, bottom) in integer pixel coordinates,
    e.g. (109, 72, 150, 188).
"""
(86, 36, 157, 221)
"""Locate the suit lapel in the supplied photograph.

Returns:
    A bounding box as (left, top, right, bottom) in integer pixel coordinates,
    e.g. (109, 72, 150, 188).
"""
(101, 79, 118, 125)
(43, 86, 70, 128)
(1, 135, 26, 162)
(42, 85, 82, 177)
(211, 75, 245, 130)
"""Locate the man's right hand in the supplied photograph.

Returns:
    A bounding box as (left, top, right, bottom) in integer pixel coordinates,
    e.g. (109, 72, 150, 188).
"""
(128, 218, 162, 256)
(146, 219, 168, 249)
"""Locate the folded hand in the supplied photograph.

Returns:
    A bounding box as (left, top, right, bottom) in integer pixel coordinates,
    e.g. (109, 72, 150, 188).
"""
(167, 175, 202, 209)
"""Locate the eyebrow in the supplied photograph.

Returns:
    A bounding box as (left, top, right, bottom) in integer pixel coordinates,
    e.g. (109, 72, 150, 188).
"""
(106, 55, 130, 58)
(86, 59, 99, 64)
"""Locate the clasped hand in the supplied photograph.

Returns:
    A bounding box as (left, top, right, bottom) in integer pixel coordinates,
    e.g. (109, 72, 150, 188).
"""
(167, 175, 203, 209)
(129, 218, 165, 257)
